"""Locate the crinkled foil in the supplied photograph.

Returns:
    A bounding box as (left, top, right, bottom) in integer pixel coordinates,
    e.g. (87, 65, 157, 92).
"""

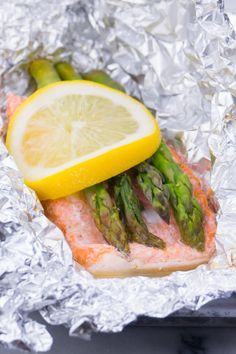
(1, 0, 236, 351)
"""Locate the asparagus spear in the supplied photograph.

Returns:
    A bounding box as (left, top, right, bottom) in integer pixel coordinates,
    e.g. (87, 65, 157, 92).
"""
(152, 141, 205, 251)
(136, 163, 170, 223)
(55, 62, 82, 80)
(30, 59, 61, 88)
(54, 61, 130, 253)
(82, 70, 125, 92)
(86, 183, 129, 254)
(114, 174, 165, 249)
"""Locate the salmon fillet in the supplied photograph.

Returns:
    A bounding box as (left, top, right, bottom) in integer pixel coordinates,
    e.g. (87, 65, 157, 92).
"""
(7, 94, 217, 277)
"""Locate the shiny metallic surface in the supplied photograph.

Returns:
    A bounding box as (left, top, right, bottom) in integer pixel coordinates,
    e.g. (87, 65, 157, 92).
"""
(0, 0, 236, 351)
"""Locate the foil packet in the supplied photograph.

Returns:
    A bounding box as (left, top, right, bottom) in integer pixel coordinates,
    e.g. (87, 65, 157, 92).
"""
(1, 0, 236, 351)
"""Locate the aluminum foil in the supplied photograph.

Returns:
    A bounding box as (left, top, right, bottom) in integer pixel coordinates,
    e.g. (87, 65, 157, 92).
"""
(1, 0, 236, 351)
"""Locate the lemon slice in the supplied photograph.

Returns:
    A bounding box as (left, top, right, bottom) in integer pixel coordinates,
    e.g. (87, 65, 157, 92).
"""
(6, 81, 160, 200)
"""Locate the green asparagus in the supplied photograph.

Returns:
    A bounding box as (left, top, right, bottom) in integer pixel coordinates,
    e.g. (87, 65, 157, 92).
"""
(55, 61, 82, 80)
(85, 183, 129, 254)
(82, 70, 125, 92)
(152, 141, 204, 251)
(136, 163, 170, 223)
(54, 61, 130, 253)
(114, 174, 165, 249)
(84, 66, 204, 250)
(30, 59, 60, 88)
